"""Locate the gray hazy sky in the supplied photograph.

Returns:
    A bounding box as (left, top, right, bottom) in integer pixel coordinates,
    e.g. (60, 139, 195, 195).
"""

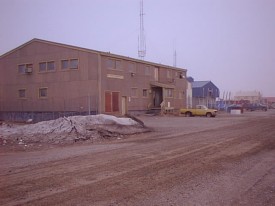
(1, 0, 275, 96)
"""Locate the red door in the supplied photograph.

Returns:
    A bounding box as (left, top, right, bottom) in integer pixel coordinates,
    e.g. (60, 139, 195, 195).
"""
(112, 92, 119, 112)
(105, 91, 119, 112)
(105, 92, 112, 112)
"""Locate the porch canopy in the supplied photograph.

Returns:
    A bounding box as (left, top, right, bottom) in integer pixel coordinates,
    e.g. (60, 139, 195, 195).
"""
(150, 82, 175, 89)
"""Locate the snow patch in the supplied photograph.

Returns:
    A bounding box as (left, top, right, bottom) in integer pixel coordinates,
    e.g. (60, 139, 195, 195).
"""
(0, 114, 148, 144)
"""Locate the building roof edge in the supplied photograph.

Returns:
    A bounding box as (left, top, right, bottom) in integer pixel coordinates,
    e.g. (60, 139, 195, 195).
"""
(0, 38, 187, 72)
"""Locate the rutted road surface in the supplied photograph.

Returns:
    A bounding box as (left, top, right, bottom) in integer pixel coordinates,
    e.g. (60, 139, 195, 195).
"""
(1, 111, 275, 205)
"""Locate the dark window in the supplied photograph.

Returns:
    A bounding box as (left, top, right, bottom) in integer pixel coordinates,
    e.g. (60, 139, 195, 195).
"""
(18, 64, 26, 74)
(47, 61, 55, 71)
(143, 89, 148, 97)
(167, 70, 172, 78)
(39, 62, 47, 72)
(26, 64, 33, 70)
(18, 89, 26, 98)
(208, 88, 213, 97)
(128, 62, 136, 73)
(131, 88, 138, 97)
(70, 59, 78, 69)
(179, 72, 185, 79)
(18, 64, 33, 74)
(145, 66, 150, 76)
(166, 88, 173, 98)
(115, 60, 122, 70)
(61, 59, 78, 70)
(107, 59, 115, 69)
(61, 60, 69, 69)
(39, 88, 48, 98)
(107, 59, 122, 70)
(39, 61, 55, 72)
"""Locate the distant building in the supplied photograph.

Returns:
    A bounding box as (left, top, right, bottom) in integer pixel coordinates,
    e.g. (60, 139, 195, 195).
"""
(188, 79, 220, 108)
(234, 91, 262, 103)
(262, 97, 275, 109)
(0, 38, 187, 121)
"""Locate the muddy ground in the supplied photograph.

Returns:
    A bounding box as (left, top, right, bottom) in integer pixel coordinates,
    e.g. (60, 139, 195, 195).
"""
(0, 110, 275, 206)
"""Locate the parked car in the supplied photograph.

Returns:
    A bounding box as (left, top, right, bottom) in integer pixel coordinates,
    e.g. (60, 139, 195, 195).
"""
(180, 105, 217, 117)
(226, 104, 244, 113)
(245, 103, 267, 111)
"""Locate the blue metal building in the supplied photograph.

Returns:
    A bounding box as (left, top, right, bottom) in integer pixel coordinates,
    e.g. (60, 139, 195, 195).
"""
(191, 80, 220, 108)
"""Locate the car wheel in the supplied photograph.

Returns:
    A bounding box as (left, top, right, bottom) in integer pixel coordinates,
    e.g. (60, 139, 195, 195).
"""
(185, 112, 192, 117)
(206, 112, 212, 118)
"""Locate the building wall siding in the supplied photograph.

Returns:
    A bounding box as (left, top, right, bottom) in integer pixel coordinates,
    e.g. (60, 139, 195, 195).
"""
(0, 39, 188, 121)
(0, 41, 99, 114)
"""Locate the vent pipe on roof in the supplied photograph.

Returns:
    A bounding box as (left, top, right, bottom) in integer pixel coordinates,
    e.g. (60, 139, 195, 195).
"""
(187, 76, 194, 82)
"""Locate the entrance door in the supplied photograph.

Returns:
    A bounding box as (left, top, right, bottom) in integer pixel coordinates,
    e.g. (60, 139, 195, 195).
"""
(152, 87, 163, 107)
(121, 96, 127, 115)
(105, 91, 120, 113)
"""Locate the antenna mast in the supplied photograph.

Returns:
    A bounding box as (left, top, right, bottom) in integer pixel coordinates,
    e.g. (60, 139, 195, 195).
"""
(138, 0, 146, 60)
(173, 39, 177, 67)
(173, 49, 177, 67)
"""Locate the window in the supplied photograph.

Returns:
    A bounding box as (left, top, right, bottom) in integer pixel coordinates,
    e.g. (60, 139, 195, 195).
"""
(39, 61, 55, 72)
(167, 70, 172, 78)
(176, 71, 184, 79)
(18, 64, 26, 74)
(61, 59, 79, 70)
(39, 88, 48, 98)
(115, 60, 122, 70)
(18, 89, 26, 98)
(179, 72, 185, 79)
(131, 88, 138, 97)
(61, 60, 69, 69)
(70, 59, 78, 69)
(47, 61, 55, 71)
(39, 62, 47, 72)
(142, 89, 148, 97)
(154, 67, 159, 81)
(26, 64, 33, 70)
(107, 59, 122, 70)
(128, 62, 136, 73)
(107, 59, 115, 69)
(18, 64, 33, 74)
(165, 88, 174, 98)
(208, 88, 213, 97)
(145, 66, 150, 76)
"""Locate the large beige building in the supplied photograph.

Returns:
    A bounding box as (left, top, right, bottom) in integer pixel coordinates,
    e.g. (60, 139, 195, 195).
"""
(0, 39, 187, 121)
(234, 91, 262, 103)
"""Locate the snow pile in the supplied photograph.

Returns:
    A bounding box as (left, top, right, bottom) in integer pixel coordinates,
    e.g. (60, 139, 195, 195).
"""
(0, 114, 149, 144)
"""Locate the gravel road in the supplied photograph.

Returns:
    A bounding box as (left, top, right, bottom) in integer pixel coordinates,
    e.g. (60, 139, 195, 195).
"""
(0, 110, 275, 206)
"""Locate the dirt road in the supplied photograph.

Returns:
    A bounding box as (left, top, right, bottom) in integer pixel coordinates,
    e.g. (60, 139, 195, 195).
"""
(1, 111, 275, 205)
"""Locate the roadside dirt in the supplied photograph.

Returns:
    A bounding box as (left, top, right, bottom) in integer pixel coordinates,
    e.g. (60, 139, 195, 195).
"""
(0, 111, 275, 205)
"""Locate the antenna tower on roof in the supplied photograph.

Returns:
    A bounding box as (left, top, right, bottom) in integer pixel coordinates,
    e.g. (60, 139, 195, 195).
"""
(138, 0, 146, 60)
(173, 49, 177, 67)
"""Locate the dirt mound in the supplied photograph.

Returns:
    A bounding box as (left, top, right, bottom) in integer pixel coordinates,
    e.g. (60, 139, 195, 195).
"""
(0, 114, 150, 145)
